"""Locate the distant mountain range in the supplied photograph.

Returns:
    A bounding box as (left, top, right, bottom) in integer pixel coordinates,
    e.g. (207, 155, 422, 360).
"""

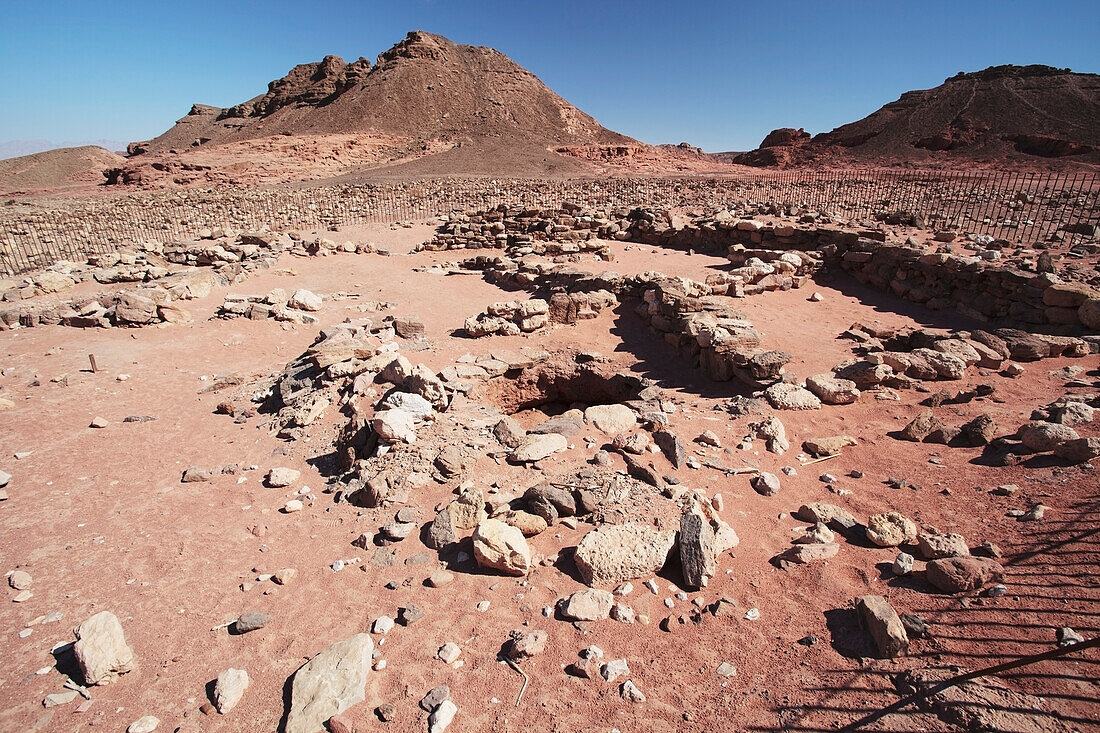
(3, 38, 1098, 194)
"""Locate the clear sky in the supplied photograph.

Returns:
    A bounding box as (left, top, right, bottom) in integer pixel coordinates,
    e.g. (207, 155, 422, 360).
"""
(2, 0, 1098, 153)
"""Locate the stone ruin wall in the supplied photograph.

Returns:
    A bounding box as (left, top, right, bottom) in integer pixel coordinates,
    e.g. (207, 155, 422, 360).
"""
(420, 203, 1100, 333)
(623, 218, 1100, 334)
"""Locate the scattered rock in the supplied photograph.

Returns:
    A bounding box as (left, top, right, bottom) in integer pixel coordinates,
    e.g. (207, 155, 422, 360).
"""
(751, 416, 790, 454)
(73, 611, 136, 685)
(600, 658, 630, 682)
(234, 611, 270, 633)
(560, 588, 615, 621)
(893, 552, 914, 575)
(214, 668, 249, 714)
(286, 634, 373, 733)
(795, 502, 856, 527)
(429, 699, 458, 733)
(266, 467, 301, 487)
(926, 557, 1005, 593)
(679, 511, 716, 589)
(778, 542, 839, 564)
(805, 374, 860, 405)
(504, 629, 547, 660)
(472, 519, 531, 576)
(584, 403, 637, 433)
(696, 430, 721, 447)
(917, 532, 970, 560)
(1057, 627, 1085, 647)
(621, 679, 646, 702)
(899, 410, 945, 442)
(273, 567, 297, 585)
(289, 289, 322, 311)
(573, 524, 676, 586)
(717, 662, 738, 677)
(510, 433, 567, 463)
(181, 466, 213, 483)
(855, 595, 909, 658)
(751, 472, 781, 496)
(127, 716, 160, 733)
(419, 685, 450, 712)
(801, 435, 856, 457)
(765, 383, 821, 410)
(493, 416, 525, 448)
(866, 511, 917, 547)
(437, 642, 461, 664)
(427, 570, 454, 588)
(9, 570, 31, 590)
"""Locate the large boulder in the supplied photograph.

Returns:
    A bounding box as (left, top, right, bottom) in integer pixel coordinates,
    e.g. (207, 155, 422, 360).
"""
(1078, 298, 1100, 330)
(73, 611, 136, 685)
(472, 519, 532, 576)
(286, 634, 373, 733)
(573, 524, 676, 586)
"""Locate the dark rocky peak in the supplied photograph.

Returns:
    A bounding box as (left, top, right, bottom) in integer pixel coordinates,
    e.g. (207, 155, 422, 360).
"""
(222, 54, 372, 119)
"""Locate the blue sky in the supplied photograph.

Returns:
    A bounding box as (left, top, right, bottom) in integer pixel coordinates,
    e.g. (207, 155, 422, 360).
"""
(2, 0, 1098, 152)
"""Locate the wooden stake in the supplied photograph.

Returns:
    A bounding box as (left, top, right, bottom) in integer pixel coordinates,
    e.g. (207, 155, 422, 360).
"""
(88, 354, 98, 373)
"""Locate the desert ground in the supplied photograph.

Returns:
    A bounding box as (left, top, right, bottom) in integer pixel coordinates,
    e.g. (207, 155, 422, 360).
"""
(1, 29, 1099, 733)
(1, 205, 1098, 733)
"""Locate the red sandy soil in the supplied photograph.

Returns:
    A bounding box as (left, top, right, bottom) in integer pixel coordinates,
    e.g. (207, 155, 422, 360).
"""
(1, 225, 1097, 732)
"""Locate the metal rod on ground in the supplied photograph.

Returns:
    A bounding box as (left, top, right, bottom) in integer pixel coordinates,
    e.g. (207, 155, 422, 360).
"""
(800, 453, 841, 466)
(505, 658, 529, 707)
(840, 636, 1100, 732)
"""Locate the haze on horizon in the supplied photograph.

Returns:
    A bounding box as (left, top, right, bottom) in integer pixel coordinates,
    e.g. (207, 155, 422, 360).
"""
(2, 0, 1098, 159)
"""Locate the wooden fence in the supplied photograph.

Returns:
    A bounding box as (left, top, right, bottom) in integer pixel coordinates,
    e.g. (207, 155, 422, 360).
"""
(1, 170, 1097, 275)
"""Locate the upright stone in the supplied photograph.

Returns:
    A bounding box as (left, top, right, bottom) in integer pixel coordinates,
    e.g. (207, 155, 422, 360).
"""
(855, 595, 909, 658)
(73, 611, 136, 685)
(214, 668, 250, 713)
(286, 634, 374, 733)
(679, 512, 716, 589)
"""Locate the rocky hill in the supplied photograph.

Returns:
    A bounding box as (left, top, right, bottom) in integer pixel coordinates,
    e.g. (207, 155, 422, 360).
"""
(734, 65, 1100, 168)
(0, 145, 125, 195)
(118, 31, 674, 184)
